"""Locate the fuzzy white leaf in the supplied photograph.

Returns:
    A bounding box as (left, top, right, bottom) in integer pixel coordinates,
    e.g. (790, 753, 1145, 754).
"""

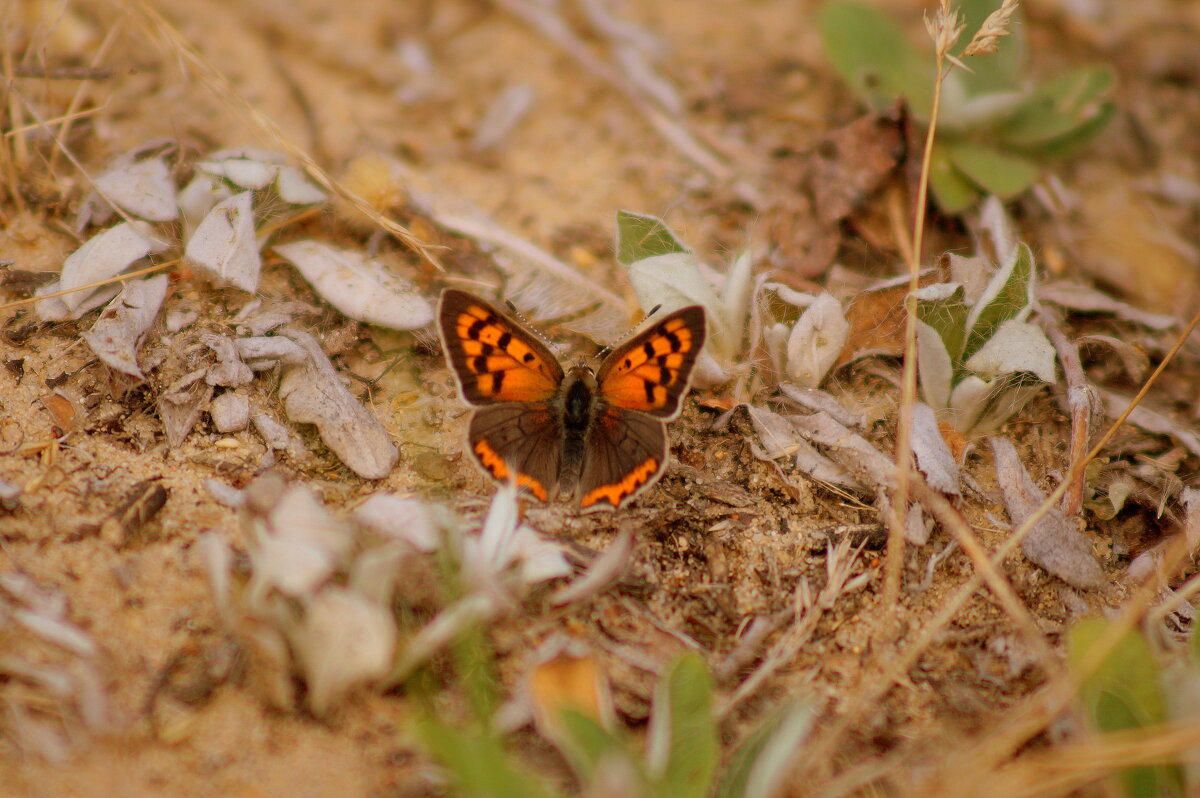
(198, 157, 276, 190)
(964, 319, 1056, 383)
(248, 486, 353, 599)
(762, 323, 787, 374)
(59, 223, 154, 311)
(296, 587, 396, 716)
(94, 157, 179, 222)
(916, 319, 954, 410)
(784, 293, 848, 388)
(353, 494, 440, 553)
(274, 241, 433, 329)
(976, 194, 1017, 265)
(627, 251, 727, 357)
(911, 402, 960, 495)
(512, 528, 571, 584)
(185, 192, 261, 293)
(720, 250, 755, 346)
(81, 275, 169, 379)
(177, 173, 233, 238)
(275, 165, 328, 205)
(948, 374, 989, 432)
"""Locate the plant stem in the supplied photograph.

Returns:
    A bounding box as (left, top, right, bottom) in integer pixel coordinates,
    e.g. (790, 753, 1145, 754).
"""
(882, 48, 948, 629)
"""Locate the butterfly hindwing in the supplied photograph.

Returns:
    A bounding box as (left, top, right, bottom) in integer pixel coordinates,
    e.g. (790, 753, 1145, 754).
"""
(577, 407, 668, 511)
(438, 289, 564, 406)
(468, 403, 564, 502)
(595, 306, 706, 419)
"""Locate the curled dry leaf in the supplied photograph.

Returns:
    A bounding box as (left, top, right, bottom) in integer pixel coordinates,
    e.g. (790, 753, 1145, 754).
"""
(94, 156, 179, 222)
(184, 192, 261, 293)
(251, 413, 312, 465)
(244, 481, 353, 600)
(82, 275, 169, 380)
(157, 369, 213, 448)
(989, 437, 1105, 590)
(743, 404, 857, 490)
(202, 334, 254, 387)
(58, 222, 155, 312)
(353, 494, 441, 553)
(273, 241, 434, 330)
(295, 587, 396, 717)
(235, 336, 308, 370)
(276, 330, 398, 479)
(526, 636, 617, 753)
(790, 410, 894, 489)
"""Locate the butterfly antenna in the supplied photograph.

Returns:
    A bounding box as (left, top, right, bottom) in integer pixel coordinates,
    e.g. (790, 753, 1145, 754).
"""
(505, 299, 556, 347)
(595, 304, 666, 359)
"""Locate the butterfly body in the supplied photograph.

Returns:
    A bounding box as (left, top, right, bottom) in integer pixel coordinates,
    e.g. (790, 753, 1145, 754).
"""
(438, 289, 705, 511)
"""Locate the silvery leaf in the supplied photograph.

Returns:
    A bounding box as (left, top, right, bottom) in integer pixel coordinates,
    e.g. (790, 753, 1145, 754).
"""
(784, 293, 848, 388)
(81, 275, 169, 379)
(94, 157, 179, 222)
(59, 223, 154, 311)
(274, 241, 433, 329)
(185, 192, 261, 293)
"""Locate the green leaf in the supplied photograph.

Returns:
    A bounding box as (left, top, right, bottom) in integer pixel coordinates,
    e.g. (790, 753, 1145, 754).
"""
(962, 241, 1035, 361)
(716, 702, 814, 798)
(947, 141, 1040, 199)
(419, 717, 561, 798)
(616, 210, 688, 265)
(953, 0, 1026, 96)
(1068, 619, 1183, 798)
(646, 654, 717, 798)
(454, 623, 501, 726)
(916, 283, 970, 362)
(929, 142, 981, 213)
(817, 2, 933, 115)
(1000, 66, 1115, 155)
(556, 710, 645, 786)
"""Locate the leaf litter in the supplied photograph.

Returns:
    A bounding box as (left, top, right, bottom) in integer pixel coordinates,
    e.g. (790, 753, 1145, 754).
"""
(4, 2, 1200, 796)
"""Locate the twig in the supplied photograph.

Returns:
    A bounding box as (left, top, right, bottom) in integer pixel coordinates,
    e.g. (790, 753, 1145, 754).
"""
(1037, 304, 1101, 516)
(48, 19, 124, 174)
(0, 259, 180, 313)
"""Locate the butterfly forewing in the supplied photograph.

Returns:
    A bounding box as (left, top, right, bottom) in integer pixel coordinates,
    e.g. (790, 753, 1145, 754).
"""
(438, 289, 564, 406)
(595, 306, 706, 419)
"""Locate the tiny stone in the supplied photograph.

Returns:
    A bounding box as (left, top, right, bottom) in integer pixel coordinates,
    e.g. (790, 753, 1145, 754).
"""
(210, 392, 250, 433)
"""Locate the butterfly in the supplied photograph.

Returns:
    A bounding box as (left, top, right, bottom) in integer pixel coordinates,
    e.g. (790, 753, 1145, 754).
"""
(438, 289, 706, 511)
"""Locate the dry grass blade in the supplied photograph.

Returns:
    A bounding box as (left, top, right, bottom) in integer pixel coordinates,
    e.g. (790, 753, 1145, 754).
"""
(961, 0, 1020, 58)
(813, 303, 1200, 790)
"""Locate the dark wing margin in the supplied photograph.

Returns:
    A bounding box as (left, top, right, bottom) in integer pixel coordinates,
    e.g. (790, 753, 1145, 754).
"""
(468, 403, 564, 502)
(577, 407, 668, 511)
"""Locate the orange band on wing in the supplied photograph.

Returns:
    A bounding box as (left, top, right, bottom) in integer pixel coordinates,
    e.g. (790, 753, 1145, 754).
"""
(580, 457, 659, 509)
(473, 438, 549, 501)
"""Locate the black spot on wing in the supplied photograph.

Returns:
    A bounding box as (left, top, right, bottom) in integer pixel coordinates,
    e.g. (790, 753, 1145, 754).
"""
(497, 331, 512, 350)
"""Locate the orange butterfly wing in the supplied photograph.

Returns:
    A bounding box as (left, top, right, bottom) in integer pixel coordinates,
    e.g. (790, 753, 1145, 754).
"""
(438, 289, 565, 405)
(595, 306, 706, 419)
